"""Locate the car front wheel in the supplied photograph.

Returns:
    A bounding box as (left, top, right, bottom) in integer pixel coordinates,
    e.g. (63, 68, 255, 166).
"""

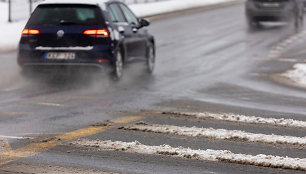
(146, 43, 155, 74)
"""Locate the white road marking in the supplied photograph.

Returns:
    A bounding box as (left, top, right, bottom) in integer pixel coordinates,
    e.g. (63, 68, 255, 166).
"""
(163, 111, 306, 128)
(124, 122, 306, 146)
(278, 58, 297, 62)
(1, 87, 20, 92)
(36, 102, 63, 107)
(0, 112, 27, 116)
(71, 139, 306, 171)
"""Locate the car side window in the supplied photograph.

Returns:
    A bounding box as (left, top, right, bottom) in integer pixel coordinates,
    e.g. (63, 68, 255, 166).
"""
(118, 4, 139, 26)
(108, 4, 125, 23)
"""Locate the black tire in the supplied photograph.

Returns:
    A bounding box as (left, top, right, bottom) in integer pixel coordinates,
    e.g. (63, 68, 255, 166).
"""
(146, 43, 155, 74)
(113, 50, 123, 80)
(294, 9, 303, 30)
(247, 18, 259, 30)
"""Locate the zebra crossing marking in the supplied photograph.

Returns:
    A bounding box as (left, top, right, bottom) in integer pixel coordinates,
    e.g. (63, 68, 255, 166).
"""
(123, 122, 306, 146)
(71, 139, 306, 171)
(163, 111, 306, 128)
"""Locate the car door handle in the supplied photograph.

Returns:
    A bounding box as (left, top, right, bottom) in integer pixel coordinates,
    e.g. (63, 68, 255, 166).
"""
(118, 26, 125, 34)
(132, 27, 138, 33)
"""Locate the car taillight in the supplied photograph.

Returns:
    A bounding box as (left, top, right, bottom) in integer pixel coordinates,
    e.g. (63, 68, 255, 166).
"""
(83, 29, 109, 37)
(22, 29, 40, 35)
(96, 59, 110, 63)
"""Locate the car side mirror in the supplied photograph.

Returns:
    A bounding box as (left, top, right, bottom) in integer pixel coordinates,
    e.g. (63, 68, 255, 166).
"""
(139, 18, 150, 28)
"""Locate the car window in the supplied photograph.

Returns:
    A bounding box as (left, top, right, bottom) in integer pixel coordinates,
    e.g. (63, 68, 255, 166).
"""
(118, 4, 139, 25)
(27, 4, 103, 26)
(108, 4, 126, 23)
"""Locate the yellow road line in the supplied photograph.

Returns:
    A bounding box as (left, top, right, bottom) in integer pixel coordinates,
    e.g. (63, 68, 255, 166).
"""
(0, 115, 143, 166)
(1, 87, 20, 92)
(0, 112, 28, 116)
(0, 139, 13, 152)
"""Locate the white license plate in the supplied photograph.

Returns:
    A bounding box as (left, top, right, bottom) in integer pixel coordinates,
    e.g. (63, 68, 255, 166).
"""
(47, 52, 75, 60)
(262, 2, 280, 8)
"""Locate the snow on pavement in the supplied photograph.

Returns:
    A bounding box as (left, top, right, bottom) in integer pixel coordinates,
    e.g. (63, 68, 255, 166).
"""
(0, 0, 239, 52)
(281, 64, 306, 88)
(71, 139, 306, 171)
(124, 122, 306, 146)
(163, 111, 306, 128)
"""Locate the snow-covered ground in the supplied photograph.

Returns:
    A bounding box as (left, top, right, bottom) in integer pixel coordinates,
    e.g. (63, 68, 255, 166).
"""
(0, 2, 27, 52)
(282, 64, 306, 87)
(0, 0, 239, 52)
(129, 0, 238, 17)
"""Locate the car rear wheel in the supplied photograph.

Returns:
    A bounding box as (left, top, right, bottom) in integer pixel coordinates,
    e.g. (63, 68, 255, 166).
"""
(113, 50, 123, 80)
(247, 18, 260, 30)
(146, 43, 155, 74)
(294, 10, 303, 30)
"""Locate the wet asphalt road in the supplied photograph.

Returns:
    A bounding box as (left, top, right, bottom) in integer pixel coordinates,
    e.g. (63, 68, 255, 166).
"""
(0, 3, 306, 174)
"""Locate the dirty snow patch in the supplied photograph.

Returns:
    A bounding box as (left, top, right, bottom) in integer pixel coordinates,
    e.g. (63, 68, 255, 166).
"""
(164, 111, 306, 128)
(0, 135, 31, 140)
(282, 64, 306, 87)
(72, 139, 306, 171)
(124, 122, 306, 146)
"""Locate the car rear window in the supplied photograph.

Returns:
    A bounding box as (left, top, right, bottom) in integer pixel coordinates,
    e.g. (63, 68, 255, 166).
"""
(27, 4, 103, 26)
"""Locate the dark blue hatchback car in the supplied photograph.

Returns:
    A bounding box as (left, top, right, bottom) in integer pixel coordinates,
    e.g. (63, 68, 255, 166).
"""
(18, 0, 155, 80)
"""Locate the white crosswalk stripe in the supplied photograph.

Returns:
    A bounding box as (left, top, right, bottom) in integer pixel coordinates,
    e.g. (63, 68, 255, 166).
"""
(71, 139, 306, 171)
(163, 111, 306, 128)
(67, 111, 306, 172)
(123, 122, 306, 146)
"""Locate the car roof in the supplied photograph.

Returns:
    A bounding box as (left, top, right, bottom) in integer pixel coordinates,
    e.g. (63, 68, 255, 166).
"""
(40, 0, 118, 5)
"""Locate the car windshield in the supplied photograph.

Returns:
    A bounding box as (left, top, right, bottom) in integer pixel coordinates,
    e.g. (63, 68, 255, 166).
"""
(27, 4, 103, 26)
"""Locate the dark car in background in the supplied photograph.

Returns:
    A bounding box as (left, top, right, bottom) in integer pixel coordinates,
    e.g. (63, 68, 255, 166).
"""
(18, 0, 155, 80)
(245, 0, 304, 29)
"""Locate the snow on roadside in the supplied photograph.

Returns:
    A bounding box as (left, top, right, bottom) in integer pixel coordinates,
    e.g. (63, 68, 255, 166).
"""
(71, 139, 306, 171)
(0, 0, 239, 52)
(0, 2, 26, 52)
(124, 122, 306, 146)
(129, 0, 239, 17)
(281, 64, 306, 87)
(163, 111, 306, 128)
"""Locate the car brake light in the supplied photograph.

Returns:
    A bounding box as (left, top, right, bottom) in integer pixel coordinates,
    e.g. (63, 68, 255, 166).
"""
(96, 59, 110, 63)
(83, 29, 109, 37)
(22, 29, 40, 35)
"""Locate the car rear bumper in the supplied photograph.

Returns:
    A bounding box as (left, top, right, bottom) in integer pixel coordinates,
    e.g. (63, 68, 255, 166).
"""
(19, 62, 113, 75)
(245, 1, 296, 21)
(18, 44, 114, 71)
(247, 10, 294, 21)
